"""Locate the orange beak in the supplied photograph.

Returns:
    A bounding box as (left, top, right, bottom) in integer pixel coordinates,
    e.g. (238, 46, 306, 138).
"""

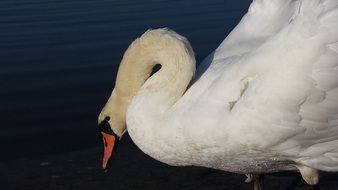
(101, 132, 119, 169)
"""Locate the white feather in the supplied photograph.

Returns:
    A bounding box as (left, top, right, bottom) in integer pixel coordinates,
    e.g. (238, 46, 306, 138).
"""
(102, 0, 338, 174)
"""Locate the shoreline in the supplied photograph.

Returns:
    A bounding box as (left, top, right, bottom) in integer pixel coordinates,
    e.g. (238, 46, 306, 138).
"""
(2, 136, 338, 190)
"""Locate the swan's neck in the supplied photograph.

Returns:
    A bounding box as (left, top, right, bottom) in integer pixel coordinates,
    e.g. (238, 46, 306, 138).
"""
(116, 29, 195, 164)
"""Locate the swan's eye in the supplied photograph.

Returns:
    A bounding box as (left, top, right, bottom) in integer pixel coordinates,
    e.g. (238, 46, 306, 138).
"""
(104, 116, 110, 121)
(99, 117, 114, 134)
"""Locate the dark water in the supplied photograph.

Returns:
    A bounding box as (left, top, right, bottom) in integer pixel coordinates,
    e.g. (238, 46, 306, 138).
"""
(0, 0, 251, 161)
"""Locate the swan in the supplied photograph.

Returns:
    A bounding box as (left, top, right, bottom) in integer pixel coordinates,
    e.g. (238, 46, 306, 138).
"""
(98, 0, 338, 189)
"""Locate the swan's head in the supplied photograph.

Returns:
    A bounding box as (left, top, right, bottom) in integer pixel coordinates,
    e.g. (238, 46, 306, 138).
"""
(97, 28, 195, 170)
(98, 90, 129, 169)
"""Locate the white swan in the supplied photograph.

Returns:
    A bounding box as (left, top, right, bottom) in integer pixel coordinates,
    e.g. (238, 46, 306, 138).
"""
(98, 0, 338, 189)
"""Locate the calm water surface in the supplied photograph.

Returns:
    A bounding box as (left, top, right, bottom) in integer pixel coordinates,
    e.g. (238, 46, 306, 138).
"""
(0, 0, 251, 160)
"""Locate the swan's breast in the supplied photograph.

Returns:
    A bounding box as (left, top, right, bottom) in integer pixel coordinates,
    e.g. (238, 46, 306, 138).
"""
(191, 148, 297, 173)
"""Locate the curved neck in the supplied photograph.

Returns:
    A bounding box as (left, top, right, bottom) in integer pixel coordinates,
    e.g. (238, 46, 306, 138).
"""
(114, 29, 195, 164)
(116, 29, 196, 114)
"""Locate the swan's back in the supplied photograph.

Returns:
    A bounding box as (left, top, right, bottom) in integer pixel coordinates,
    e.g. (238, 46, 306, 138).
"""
(174, 0, 338, 172)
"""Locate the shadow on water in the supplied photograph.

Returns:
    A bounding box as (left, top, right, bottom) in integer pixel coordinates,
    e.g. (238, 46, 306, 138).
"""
(1, 135, 338, 190)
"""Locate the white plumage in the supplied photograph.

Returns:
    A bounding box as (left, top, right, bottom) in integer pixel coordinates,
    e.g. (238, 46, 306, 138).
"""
(99, 0, 338, 186)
